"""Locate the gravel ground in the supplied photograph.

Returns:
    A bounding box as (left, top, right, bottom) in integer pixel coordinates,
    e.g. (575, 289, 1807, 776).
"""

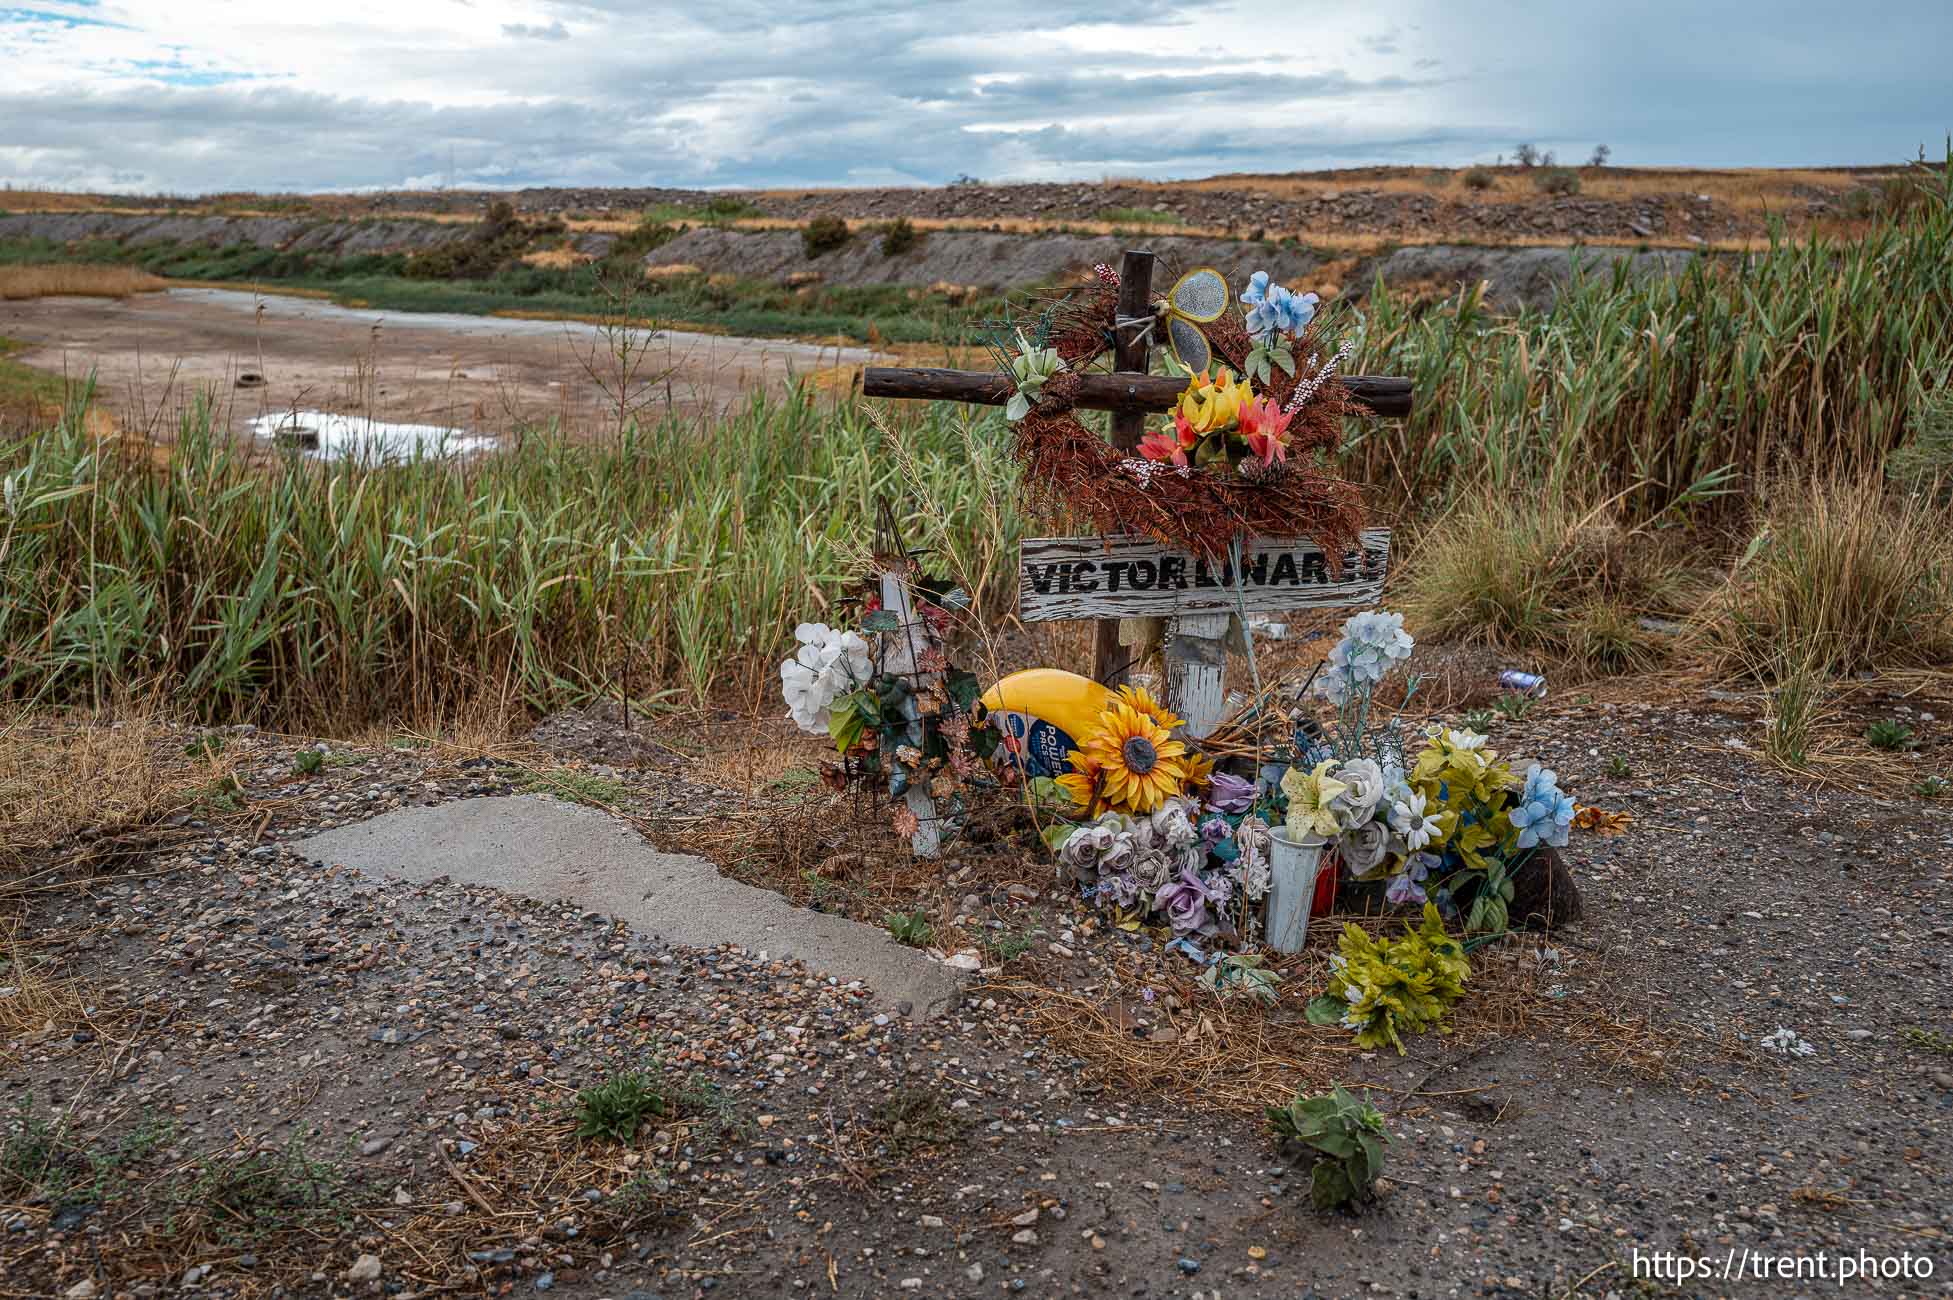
(5, 680, 1952, 1299)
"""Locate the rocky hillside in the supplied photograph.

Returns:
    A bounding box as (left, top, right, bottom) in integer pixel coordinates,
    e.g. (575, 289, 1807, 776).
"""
(0, 209, 1719, 313)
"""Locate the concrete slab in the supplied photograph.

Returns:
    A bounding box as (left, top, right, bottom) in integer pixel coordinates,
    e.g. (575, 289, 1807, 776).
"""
(291, 796, 967, 1019)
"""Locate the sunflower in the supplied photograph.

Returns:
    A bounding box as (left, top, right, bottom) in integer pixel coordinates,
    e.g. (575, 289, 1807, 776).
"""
(1075, 700, 1188, 814)
(1054, 753, 1103, 814)
(1113, 683, 1186, 733)
(1181, 750, 1215, 789)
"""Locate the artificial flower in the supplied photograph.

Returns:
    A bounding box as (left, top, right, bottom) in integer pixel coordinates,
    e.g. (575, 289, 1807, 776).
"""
(1234, 815, 1273, 900)
(1181, 750, 1216, 790)
(1385, 851, 1439, 906)
(1329, 758, 1386, 829)
(1136, 427, 1188, 466)
(1130, 846, 1176, 892)
(1114, 683, 1187, 733)
(1236, 395, 1294, 467)
(1338, 819, 1392, 877)
(1510, 764, 1576, 849)
(1146, 794, 1203, 852)
(780, 622, 872, 734)
(1205, 771, 1255, 814)
(1280, 760, 1348, 839)
(1240, 271, 1320, 341)
(1097, 870, 1142, 909)
(1006, 337, 1062, 421)
(1073, 701, 1189, 814)
(1386, 787, 1449, 853)
(1173, 367, 1253, 436)
(1153, 864, 1229, 937)
(1315, 609, 1415, 707)
(1199, 815, 1233, 848)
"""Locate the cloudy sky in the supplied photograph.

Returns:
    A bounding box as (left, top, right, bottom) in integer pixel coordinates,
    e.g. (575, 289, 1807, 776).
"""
(3, 0, 1948, 194)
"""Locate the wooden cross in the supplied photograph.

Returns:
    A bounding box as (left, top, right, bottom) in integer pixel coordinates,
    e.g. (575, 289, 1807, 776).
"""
(863, 248, 1412, 740)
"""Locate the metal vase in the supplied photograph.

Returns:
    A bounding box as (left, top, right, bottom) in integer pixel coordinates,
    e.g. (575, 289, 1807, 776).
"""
(1265, 828, 1328, 954)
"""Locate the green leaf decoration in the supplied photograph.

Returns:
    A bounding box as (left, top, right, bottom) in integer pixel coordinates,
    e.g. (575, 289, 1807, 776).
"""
(1305, 994, 1348, 1026)
(1274, 343, 1297, 376)
(1040, 822, 1079, 853)
(945, 669, 982, 711)
(862, 609, 901, 632)
(827, 695, 865, 754)
(1317, 904, 1470, 1054)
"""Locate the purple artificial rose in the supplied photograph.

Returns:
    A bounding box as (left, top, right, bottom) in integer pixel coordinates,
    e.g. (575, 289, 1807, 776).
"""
(1153, 865, 1232, 937)
(1098, 870, 1141, 908)
(1206, 772, 1255, 814)
(1200, 816, 1232, 848)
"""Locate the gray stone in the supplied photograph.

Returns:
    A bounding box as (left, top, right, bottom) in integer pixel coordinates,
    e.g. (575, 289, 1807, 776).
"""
(292, 796, 966, 1017)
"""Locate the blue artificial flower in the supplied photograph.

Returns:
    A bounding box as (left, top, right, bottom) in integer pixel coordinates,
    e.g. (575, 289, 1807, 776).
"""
(1510, 764, 1576, 849)
(1240, 271, 1319, 342)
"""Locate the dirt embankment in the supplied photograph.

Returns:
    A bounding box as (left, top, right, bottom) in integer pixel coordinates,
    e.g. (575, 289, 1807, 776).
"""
(0, 211, 1721, 313)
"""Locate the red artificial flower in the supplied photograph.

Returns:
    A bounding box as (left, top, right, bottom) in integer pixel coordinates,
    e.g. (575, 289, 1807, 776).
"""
(1237, 396, 1295, 467)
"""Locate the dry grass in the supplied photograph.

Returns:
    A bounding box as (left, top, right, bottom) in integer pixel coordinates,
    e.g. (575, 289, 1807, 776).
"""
(0, 710, 245, 924)
(1698, 475, 1953, 679)
(1400, 489, 1699, 677)
(0, 265, 167, 301)
(997, 937, 1674, 1117)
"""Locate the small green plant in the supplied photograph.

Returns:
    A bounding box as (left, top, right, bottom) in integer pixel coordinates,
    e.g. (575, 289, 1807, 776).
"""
(292, 748, 324, 776)
(884, 908, 933, 947)
(1904, 1027, 1953, 1056)
(1460, 166, 1495, 192)
(184, 734, 226, 761)
(172, 1136, 349, 1240)
(1492, 693, 1537, 721)
(1307, 904, 1469, 1054)
(879, 217, 919, 257)
(1266, 1086, 1389, 1212)
(1865, 719, 1919, 751)
(1605, 754, 1632, 779)
(1461, 707, 1495, 731)
(572, 1070, 672, 1143)
(985, 928, 1034, 965)
(1915, 774, 1950, 798)
(802, 216, 852, 258)
(518, 767, 632, 806)
(1534, 167, 1581, 196)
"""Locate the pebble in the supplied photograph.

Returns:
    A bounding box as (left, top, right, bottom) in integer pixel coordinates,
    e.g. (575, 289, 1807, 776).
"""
(346, 1254, 382, 1282)
(1011, 1229, 1039, 1245)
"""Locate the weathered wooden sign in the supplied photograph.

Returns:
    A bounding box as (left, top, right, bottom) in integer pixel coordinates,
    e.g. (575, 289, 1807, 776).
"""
(1017, 529, 1390, 622)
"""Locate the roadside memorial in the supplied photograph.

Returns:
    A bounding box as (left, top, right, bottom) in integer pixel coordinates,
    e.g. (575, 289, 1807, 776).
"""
(789, 247, 1579, 961)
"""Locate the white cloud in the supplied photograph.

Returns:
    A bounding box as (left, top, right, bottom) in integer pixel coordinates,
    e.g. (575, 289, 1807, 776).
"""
(0, 0, 1947, 193)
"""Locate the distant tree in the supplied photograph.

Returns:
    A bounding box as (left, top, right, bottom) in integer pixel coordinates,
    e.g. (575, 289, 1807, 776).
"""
(1513, 142, 1540, 168)
(1589, 144, 1612, 168)
(1539, 150, 1557, 167)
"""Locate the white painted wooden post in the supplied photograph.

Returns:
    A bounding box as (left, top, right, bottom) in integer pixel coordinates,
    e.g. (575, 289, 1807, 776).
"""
(1165, 613, 1230, 739)
(877, 566, 943, 858)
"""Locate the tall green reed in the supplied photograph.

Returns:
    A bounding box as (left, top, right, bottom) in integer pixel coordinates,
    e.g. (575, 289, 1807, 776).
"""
(1, 386, 1024, 728)
(1345, 161, 1953, 519)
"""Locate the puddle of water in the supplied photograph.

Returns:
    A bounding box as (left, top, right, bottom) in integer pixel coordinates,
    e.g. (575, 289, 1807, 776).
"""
(247, 411, 495, 462)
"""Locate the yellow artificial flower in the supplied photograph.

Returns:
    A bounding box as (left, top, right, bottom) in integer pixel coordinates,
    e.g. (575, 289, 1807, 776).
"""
(1172, 367, 1254, 435)
(1113, 683, 1186, 734)
(1054, 753, 1103, 814)
(1076, 700, 1188, 814)
(1280, 760, 1348, 839)
(1181, 750, 1216, 789)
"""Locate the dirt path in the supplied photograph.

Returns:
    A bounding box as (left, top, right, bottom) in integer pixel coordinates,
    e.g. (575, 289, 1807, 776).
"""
(6, 684, 1952, 1298)
(1, 288, 880, 441)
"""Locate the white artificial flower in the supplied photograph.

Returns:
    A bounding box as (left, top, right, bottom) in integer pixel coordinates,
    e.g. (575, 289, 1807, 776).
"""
(1149, 795, 1202, 851)
(779, 622, 872, 735)
(1329, 758, 1385, 828)
(1387, 788, 1444, 853)
(1338, 820, 1392, 877)
(1445, 727, 1489, 751)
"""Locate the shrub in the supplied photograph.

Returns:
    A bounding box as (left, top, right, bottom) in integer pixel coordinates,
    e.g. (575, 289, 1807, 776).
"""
(1865, 719, 1919, 751)
(1534, 168, 1580, 196)
(884, 908, 932, 946)
(879, 217, 919, 258)
(1699, 475, 1953, 678)
(1266, 1086, 1390, 1212)
(1513, 142, 1540, 168)
(802, 216, 852, 259)
(1460, 167, 1495, 192)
